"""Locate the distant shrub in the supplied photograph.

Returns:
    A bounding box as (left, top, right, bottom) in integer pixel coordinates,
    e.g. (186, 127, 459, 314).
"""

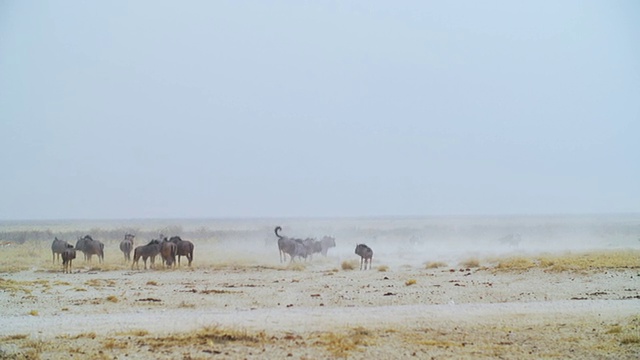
(460, 258, 480, 268)
(341, 260, 357, 271)
(425, 261, 447, 269)
(405, 279, 417, 286)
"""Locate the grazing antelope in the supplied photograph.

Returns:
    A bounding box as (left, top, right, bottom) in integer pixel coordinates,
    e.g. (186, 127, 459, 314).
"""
(355, 244, 373, 270)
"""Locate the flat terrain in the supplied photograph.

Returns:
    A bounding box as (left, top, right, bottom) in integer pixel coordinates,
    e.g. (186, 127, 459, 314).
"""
(0, 238, 639, 359)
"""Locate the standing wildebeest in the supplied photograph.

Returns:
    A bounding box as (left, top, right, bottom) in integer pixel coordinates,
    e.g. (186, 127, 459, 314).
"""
(132, 239, 161, 270)
(75, 235, 104, 263)
(51, 237, 73, 264)
(275, 226, 310, 263)
(61, 248, 76, 273)
(355, 244, 373, 270)
(319, 236, 336, 256)
(119, 234, 135, 262)
(169, 236, 194, 267)
(160, 239, 177, 268)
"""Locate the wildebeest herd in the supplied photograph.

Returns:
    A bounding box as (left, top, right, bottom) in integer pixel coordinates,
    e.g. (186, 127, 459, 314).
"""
(51, 226, 375, 273)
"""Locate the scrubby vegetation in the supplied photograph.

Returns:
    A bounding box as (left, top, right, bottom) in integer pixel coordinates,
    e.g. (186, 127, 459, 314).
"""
(425, 261, 448, 269)
(489, 250, 640, 273)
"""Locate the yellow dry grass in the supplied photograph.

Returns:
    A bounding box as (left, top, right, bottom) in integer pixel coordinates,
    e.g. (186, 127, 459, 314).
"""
(425, 261, 447, 269)
(287, 262, 306, 271)
(315, 326, 374, 358)
(490, 249, 640, 273)
(494, 257, 536, 272)
(341, 260, 358, 270)
(143, 325, 265, 349)
(459, 258, 480, 268)
(538, 250, 640, 272)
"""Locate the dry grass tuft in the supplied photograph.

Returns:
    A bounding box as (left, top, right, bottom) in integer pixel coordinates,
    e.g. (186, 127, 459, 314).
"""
(488, 249, 640, 273)
(460, 258, 480, 268)
(494, 257, 536, 272)
(106, 295, 119, 303)
(288, 262, 306, 271)
(425, 261, 447, 269)
(116, 329, 149, 337)
(316, 326, 374, 357)
(178, 301, 196, 308)
(29, 310, 39, 316)
(620, 335, 640, 345)
(377, 265, 389, 272)
(405, 279, 417, 286)
(341, 260, 358, 271)
(539, 250, 640, 272)
(102, 338, 128, 349)
(142, 325, 264, 349)
(606, 326, 622, 334)
(146, 280, 158, 286)
(1, 334, 29, 341)
(0, 278, 33, 294)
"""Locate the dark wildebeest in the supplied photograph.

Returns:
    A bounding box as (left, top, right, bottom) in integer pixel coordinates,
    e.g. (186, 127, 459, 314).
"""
(275, 226, 310, 263)
(319, 236, 336, 256)
(119, 233, 135, 262)
(61, 248, 76, 273)
(355, 244, 373, 270)
(51, 237, 73, 264)
(303, 238, 322, 260)
(169, 236, 194, 267)
(132, 239, 161, 270)
(75, 235, 104, 263)
(160, 239, 177, 268)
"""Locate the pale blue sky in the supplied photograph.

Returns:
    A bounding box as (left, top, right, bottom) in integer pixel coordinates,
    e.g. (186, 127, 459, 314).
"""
(1, 1, 638, 220)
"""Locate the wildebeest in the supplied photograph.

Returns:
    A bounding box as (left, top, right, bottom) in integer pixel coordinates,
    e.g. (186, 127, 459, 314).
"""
(319, 236, 336, 256)
(61, 248, 76, 273)
(169, 236, 194, 267)
(132, 239, 161, 270)
(75, 235, 104, 263)
(355, 244, 373, 270)
(51, 237, 73, 264)
(160, 239, 177, 268)
(119, 233, 135, 262)
(275, 226, 310, 263)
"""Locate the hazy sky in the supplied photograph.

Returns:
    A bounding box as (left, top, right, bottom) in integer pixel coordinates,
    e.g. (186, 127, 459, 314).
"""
(1, 1, 638, 220)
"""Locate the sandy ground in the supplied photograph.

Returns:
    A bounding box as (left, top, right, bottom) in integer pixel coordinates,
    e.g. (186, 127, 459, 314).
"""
(0, 241, 639, 359)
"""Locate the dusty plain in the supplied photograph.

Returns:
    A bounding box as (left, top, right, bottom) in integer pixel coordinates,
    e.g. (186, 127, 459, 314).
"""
(0, 219, 639, 359)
